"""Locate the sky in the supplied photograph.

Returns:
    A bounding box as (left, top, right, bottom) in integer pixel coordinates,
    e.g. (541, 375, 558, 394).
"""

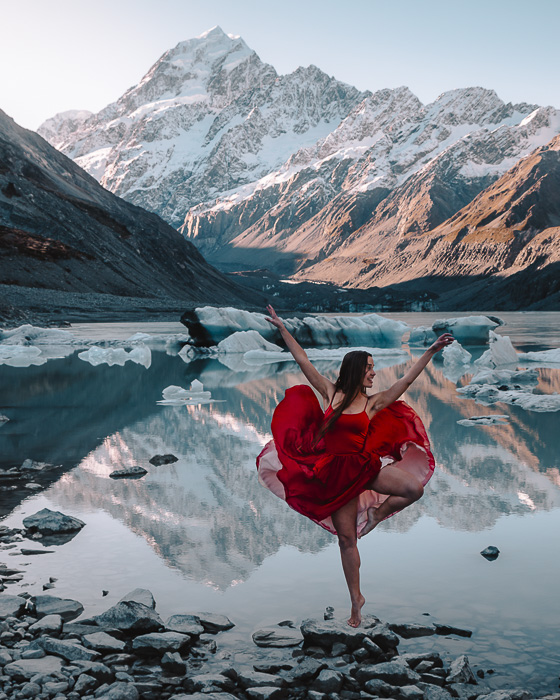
(1, 0, 559, 131)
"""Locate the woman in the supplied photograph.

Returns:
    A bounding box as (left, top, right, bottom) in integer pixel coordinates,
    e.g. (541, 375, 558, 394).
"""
(257, 305, 453, 627)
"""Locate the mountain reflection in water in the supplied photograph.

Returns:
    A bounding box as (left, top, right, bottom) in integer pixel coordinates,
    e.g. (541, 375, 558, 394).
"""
(2, 349, 559, 590)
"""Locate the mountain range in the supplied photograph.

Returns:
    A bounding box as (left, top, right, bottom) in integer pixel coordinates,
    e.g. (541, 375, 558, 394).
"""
(35, 26, 560, 309)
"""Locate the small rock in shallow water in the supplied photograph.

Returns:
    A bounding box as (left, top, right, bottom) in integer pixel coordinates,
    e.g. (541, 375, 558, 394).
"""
(252, 624, 303, 647)
(23, 508, 85, 535)
(33, 594, 84, 621)
(119, 588, 156, 609)
(109, 466, 147, 479)
(149, 454, 178, 466)
(480, 546, 500, 561)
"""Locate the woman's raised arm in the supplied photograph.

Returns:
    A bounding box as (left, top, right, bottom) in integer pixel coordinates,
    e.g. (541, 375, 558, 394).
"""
(265, 305, 335, 401)
(370, 333, 454, 412)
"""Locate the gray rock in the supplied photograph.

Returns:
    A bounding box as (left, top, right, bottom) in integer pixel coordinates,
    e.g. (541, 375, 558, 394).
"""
(97, 681, 139, 700)
(300, 617, 377, 650)
(19, 681, 41, 698)
(83, 632, 126, 652)
(4, 654, 62, 679)
(252, 624, 303, 647)
(74, 673, 99, 694)
(312, 668, 343, 693)
(418, 683, 454, 700)
(194, 612, 235, 633)
(168, 694, 238, 700)
(480, 546, 500, 561)
(284, 657, 326, 684)
(119, 588, 156, 609)
(43, 680, 69, 694)
(94, 601, 163, 632)
(400, 652, 444, 669)
(246, 688, 286, 700)
(330, 641, 348, 656)
(165, 613, 204, 636)
(132, 631, 191, 655)
(476, 691, 532, 700)
(28, 613, 63, 634)
(235, 669, 285, 688)
(366, 622, 400, 651)
(447, 655, 477, 685)
(433, 623, 472, 638)
(389, 622, 436, 638)
(361, 636, 383, 657)
(0, 595, 26, 619)
(422, 672, 446, 686)
(253, 660, 295, 674)
(22, 508, 85, 534)
(356, 659, 421, 686)
(62, 622, 105, 637)
(353, 647, 369, 662)
(149, 454, 178, 466)
(448, 683, 481, 700)
(363, 678, 399, 696)
(70, 660, 114, 683)
(109, 466, 147, 478)
(39, 636, 101, 661)
(33, 595, 84, 621)
(187, 673, 235, 692)
(161, 651, 186, 675)
(21, 648, 46, 659)
(0, 648, 12, 664)
(400, 685, 425, 700)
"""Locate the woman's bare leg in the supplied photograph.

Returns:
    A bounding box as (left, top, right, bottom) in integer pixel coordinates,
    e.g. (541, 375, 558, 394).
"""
(331, 498, 365, 627)
(358, 465, 424, 538)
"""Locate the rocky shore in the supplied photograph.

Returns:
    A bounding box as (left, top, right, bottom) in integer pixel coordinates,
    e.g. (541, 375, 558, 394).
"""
(1, 574, 558, 700)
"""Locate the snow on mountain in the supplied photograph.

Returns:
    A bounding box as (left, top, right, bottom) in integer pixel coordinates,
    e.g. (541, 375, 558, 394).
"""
(38, 26, 363, 228)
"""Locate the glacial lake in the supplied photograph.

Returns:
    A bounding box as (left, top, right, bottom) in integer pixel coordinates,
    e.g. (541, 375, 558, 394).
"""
(1, 311, 559, 694)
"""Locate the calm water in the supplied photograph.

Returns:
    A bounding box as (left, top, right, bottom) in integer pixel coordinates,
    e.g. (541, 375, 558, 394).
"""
(1, 313, 559, 693)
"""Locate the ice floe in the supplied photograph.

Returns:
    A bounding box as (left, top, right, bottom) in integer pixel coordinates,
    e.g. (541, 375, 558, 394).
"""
(457, 415, 509, 426)
(474, 331, 518, 368)
(441, 341, 472, 381)
(158, 380, 216, 406)
(182, 307, 408, 348)
(78, 345, 152, 369)
(0, 345, 47, 367)
(432, 316, 503, 344)
(242, 347, 409, 368)
(0, 324, 76, 346)
(518, 348, 560, 365)
(409, 326, 437, 346)
(217, 330, 283, 354)
(458, 368, 560, 412)
(468, 368, 539, 390)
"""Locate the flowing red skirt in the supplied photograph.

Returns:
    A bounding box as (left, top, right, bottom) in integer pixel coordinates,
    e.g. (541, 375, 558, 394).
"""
(256, 385, 435, 536)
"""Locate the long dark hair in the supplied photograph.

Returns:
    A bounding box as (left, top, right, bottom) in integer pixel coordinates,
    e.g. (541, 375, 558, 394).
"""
(316, 350, 372, 442)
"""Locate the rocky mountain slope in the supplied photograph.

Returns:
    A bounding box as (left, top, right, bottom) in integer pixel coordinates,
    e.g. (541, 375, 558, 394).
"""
(295, 134, 560, 309)
(0, 107, 258, 320)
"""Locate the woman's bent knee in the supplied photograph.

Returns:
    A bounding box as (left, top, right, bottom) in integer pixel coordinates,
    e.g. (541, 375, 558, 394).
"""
(337, 533, 357, 550)
(409, 481, 424, 501)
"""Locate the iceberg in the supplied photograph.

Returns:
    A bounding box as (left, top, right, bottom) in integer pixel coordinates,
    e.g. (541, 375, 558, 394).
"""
(457, 415, 509, 426)
(0, 324, 76, 346)
(158, 380, 214, 405)
(518, 348, 560, 365)
(217, 331, 283, 354)
(441, 341, 472, 381)
(409, 326, 437, 346)
(0, 345, 47, 367)
(181, 307, 408, 348)
(432, 316, 503, 344)
(457, 372, 560, 412)
(474, 331, 519, 368)
(78, 345, 152, 368)
(468, 368, 538, 390)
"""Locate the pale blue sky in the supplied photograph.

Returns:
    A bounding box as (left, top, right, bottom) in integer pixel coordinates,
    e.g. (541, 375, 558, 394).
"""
(1, 0, 558, 130)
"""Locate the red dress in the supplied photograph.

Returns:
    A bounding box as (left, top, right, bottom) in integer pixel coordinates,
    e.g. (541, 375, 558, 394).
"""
(256, 385, 435, 536)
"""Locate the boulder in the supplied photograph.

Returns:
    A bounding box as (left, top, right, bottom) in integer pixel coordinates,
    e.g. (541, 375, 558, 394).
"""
(300, 616, 377, 650)
(186, 673, 236, 692)
(356, 659, 421, 686)
(161, 651, 186, 675)
(312, 668, 343, 693)
(94, 601, 163, 632)
(83, 631, 126, 652)
(284, 657, 326, 684)
(39, 636, 101, 661)
(0, 594, 26, 619)
(252, 624, 303, 647)
(109, 466, 147, 478)
(366, 622, 400, 651)
(119, 588, 155, 609)
(433, 623, 472, 637)
(28, 613, 63, 634)
(4, 655, 62, 679)
(165, 613, 204, 636)
(33, 595, 84, 621)
(73, 674, 99, 694)
(96, 681, 139, 700)
(194, 612, 235, 632)
(418, 682, 454, 700)
(235, 669, 285, 689)
(447, 655, 477, 685)
(149, 454, 178, 466)
(475, 691, 532, 700)
(390, 622, 436, 638)
(70, 660, 114, 683)
(246, 688, 286, 700)
(22, 508, 85, 534)
(132, 631, 191, 655)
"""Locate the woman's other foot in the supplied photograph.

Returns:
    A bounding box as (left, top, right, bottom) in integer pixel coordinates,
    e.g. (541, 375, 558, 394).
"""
(347, 594, 365, 627)
(358, 507, 381, 539)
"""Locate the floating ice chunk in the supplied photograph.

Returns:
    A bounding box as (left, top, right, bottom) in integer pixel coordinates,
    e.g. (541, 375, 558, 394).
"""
(518, 348, 560, 365)
(432, 316, 502, 344)
(0, 345, 47, 367)
(126, 332, 153, 343)
(457, 415, 509, 426)
(409, 326, 437, 346)
(441, 341, 472, 381)
(457, 382, 560, 412)
(474, 331, 518, 368)
(158, 381, 213, 405)
(125, 332, 191, 355)
(78, 345, 151, 368)
(0, 324, 76, 345)
(183, 307, 408, 348)
(469, 368, 538, 389)
(0, 414, 9, 424)
(217, 330, 283, 354)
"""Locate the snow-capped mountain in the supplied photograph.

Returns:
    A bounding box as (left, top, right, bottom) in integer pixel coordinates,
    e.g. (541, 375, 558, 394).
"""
(39, 26, 363, 228)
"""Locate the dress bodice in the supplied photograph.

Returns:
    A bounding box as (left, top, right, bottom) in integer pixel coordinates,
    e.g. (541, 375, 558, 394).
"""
(323, 407, 370, 455)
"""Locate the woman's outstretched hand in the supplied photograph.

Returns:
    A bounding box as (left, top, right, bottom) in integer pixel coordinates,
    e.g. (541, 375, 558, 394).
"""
(428, 333, 455, 354)
(264, 305, 285, 331)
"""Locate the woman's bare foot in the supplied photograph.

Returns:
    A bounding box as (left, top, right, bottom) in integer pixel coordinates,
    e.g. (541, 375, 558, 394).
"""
(358, 507, 381, 539)
(348, 594, 365, 627)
